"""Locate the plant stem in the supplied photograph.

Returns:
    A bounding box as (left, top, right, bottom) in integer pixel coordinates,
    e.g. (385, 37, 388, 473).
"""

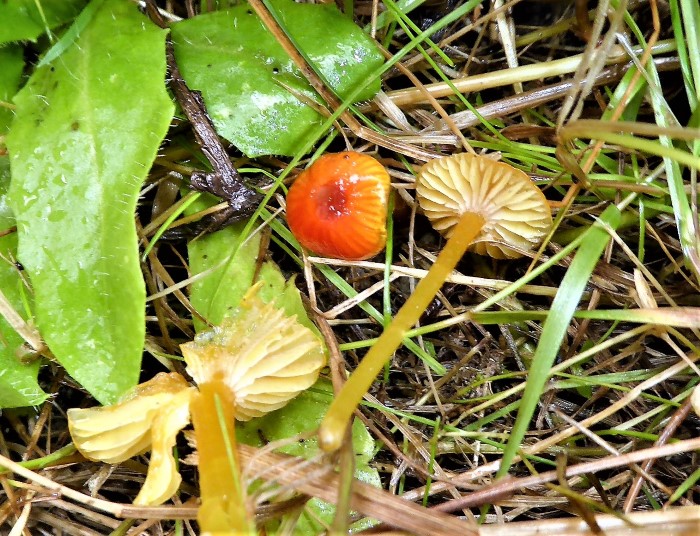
(190, 379, 255, 534)
(318, 212, 486, 452)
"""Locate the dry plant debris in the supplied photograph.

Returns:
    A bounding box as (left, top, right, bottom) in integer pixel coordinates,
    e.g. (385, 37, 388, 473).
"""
(2, 0, 700, 534)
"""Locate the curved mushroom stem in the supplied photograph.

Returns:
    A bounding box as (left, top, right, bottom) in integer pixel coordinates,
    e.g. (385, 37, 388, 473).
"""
(190, 379, 255, 534)
(318, 212, 486, 452)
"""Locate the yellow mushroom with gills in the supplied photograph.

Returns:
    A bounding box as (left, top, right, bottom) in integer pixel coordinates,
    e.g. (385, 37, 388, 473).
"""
(180, 285, 326, 532)
(417, 152, 552, 258)
(69, 284, 326, 532)
(318, 153, 552, 452)
(68, 372, 196, 506)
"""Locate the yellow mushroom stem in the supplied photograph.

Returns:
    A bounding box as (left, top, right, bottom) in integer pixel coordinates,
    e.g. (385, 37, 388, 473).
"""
(319, 211, 486, 452)
(190, 378, 255, 534)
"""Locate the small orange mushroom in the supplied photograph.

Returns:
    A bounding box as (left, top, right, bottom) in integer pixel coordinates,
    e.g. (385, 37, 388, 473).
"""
(286, 152, 391, 260)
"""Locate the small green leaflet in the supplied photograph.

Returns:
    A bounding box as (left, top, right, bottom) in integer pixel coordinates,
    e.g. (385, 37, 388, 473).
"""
(186, 196, 262, 331)
(185, 193, 320, 337)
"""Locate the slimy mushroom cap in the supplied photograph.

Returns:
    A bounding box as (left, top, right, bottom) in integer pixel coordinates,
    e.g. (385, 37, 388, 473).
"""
(286, 152, 391, 260)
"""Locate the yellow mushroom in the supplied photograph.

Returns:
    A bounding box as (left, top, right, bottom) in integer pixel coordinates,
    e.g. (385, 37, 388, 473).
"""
(68, 284, 325, 528)
(181, 285, 326, 421)
(319, 153, 551, 453)
(68, 372, 195, 506)
(181, 285, 325, 532)
(417, 153, 552, 258)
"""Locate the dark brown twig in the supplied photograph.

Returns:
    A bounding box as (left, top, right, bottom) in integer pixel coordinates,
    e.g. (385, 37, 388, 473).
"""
(143, 0, 262, 231)
(164, 37, 261, 217)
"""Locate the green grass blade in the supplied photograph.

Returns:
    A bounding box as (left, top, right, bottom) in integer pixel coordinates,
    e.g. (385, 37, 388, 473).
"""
(496, 204, 622, 478)
(467, 307, 700, 328)
(680, 0, 700, 101)
(669, 0, 698, 109)
(37, 0, 103, 67)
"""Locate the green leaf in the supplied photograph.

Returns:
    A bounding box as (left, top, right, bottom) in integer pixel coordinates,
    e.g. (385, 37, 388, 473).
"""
(0, 44, 24, 133)
(187, 214, 262, 331)
(0, 0, 88, 44)
(0, 236, 47, 409)
(679, 0, 700, 103)
(237, 378, 380, 533)
(171, 0, 384, 156)
(186, 194, 319, 338)
(496, 205, 622, 478)
(256, 262, 322, 339)
(6, 0, 174, 404)
(0, 48, 44, 408)
(0, 158, 47, 408)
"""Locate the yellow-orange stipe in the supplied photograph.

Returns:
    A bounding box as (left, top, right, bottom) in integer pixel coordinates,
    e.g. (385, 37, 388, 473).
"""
(319, 211, 486, 452)
(190, 380, 254, 534)
(182, 287, 325, 532)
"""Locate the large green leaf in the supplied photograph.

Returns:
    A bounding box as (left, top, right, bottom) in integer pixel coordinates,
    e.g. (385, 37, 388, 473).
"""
(0, 158, 47, 408)
(171, 0, 384, 156)
(7, 0, 174, 404)
(0, 0, 88, 44)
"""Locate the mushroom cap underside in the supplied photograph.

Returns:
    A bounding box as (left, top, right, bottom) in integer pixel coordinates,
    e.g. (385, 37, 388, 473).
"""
(417, 153, 552, 259)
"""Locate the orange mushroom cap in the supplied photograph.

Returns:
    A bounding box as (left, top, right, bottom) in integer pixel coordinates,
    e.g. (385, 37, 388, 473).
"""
(286, 152, 391, 260)
(416, 153, 552, 259)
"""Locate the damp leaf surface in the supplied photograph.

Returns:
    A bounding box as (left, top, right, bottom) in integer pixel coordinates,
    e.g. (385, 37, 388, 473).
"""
(171, 0, 384, 156)
(7, 0, 174, 404)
